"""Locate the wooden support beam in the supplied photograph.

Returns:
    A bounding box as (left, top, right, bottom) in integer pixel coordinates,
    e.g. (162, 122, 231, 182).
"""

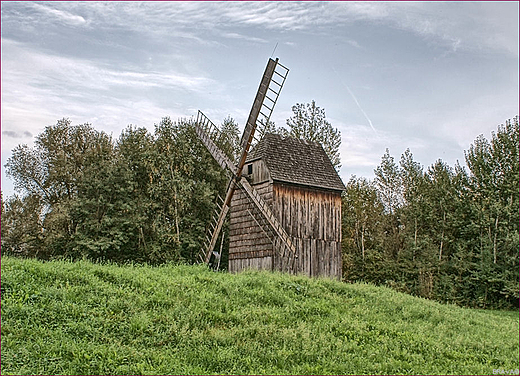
(236, 58, 278, 176)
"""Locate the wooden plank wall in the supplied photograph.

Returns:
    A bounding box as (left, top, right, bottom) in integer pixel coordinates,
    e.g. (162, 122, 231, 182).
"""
(244, 159, 270, 185)
(272, 184, 342, 279)
(228, 181, 273, 273)
(229, 175, 342, 279)
(229, 256, 273, 273)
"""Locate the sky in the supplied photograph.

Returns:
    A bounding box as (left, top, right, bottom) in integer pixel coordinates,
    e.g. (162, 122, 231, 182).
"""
(1, 1, 519, 198)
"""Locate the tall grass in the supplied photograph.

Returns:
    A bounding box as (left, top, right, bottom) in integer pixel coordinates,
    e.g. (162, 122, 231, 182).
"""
(1, 256, 518, 375)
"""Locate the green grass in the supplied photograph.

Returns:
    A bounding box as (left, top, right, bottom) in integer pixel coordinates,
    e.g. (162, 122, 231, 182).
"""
(1, 256, 518, 375)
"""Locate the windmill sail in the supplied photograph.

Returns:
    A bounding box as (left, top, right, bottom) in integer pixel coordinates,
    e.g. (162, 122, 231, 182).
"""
(194, 57, 290, 268)
(238, 59, 289, 165)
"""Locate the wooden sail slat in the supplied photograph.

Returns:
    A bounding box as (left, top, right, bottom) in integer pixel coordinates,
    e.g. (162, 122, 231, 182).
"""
(194, 115, 236, 174)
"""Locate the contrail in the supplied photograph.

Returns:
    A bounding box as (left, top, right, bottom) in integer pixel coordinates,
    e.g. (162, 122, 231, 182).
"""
(344, 84, 377, 135)
(331, 65, 377, 135)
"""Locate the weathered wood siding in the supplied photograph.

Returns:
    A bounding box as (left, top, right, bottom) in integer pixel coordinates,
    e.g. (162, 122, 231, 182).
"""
(272, 183, 342, 279)
(244, 159, 270, 185)
(228, 180, 273, 273)
(229, 167, 342, 279)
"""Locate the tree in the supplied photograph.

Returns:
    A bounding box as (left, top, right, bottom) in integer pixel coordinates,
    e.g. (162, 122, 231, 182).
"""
(399, 149, 424, 259)
(464, 117, 519, 307)
(3, 117, 231, 264)
(174, 118, 231, 263)
(286, 100, 341, 170)
(1, 193, 44, 258)
(151, 117, 230, 264)
(374, 149, 403, 215)
(4, 144, 49, 203)
(70, 125, 150, 262)
(255, 118, 289, 141)
(217, 116, 240, 162)
(5, 118, 112, 206)
(5, 119, 114, 257)
(342, 177, 384, 282)
(424, 160, 455, 263)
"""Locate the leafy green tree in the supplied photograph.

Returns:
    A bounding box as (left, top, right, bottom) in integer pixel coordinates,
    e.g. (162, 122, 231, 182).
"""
(397, 150, 431, 297)
(70, 128, 143, 262)
(4, 144, 49, 202)
(424, 160, 455, 263)
(5, 119, 114, 257)
(3, 116, 236, 265)
(1, 193, 44, 258)
(217, 116, 241, 162)
(255, 118, 289, 141)
(373, 149, 404, 271)
(342, 177, 385, 282)
(464, 117, 519, 307)
(285, 100, 341, 170)
(152, 117, 229, 264)
(375, 149, 403, 215)
(6, 119, 111, 204)
(256, 118, 277, 140)
(343, 117, 519, 308)
(399, 149, 424, 256)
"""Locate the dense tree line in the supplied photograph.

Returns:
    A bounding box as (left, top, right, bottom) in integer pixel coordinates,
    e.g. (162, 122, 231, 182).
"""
(342, 117, 519, 309)
(2, 107, 518, 309)
(2, 117, 234, 264)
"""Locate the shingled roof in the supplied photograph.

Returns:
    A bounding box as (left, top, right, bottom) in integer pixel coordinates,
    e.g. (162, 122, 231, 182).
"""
(246, 133, 345, 191)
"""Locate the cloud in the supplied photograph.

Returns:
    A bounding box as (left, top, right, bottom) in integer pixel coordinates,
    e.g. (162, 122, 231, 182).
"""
(30, 3, 89, 27)
(1, 38, 215, 95)
(4, 2, 516, 56)
(1, 37, 213, 162)
(2, 131, 33, 139)
(218, 2, 518, 56)
(220, 32, 268, 44)
(342, 2, 518, 56)
(346, 40, 362, 49)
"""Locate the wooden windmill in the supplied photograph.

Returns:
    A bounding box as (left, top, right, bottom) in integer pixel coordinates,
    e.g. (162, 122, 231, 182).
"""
(194, 58, 344, 278)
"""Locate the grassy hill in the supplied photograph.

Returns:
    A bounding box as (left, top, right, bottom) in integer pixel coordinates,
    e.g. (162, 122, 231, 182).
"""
(1, 256, 518, 375)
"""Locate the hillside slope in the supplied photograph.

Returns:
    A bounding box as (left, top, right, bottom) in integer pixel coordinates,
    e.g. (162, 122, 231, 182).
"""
(1, 257, 518, 375)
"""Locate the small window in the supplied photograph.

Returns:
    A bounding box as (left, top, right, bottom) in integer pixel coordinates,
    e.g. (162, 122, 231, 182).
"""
(247, 164, 253, 175)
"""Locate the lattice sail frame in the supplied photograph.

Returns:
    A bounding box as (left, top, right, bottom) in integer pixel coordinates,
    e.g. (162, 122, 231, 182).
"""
(193, 58, 295, 270)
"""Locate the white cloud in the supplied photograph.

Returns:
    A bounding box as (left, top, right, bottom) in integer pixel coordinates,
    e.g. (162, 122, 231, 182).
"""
(6, 39, 212, 90)
(1, 37, 213, 168)
(31, 2, 90, 27)
(7, 2, 516, 56)
(436, 94, 520, 151)
(1, 38, 215, 108)
(336, 121, 431, 181)
(220, 32, 268, 44)
(344, 2, 518, 56)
